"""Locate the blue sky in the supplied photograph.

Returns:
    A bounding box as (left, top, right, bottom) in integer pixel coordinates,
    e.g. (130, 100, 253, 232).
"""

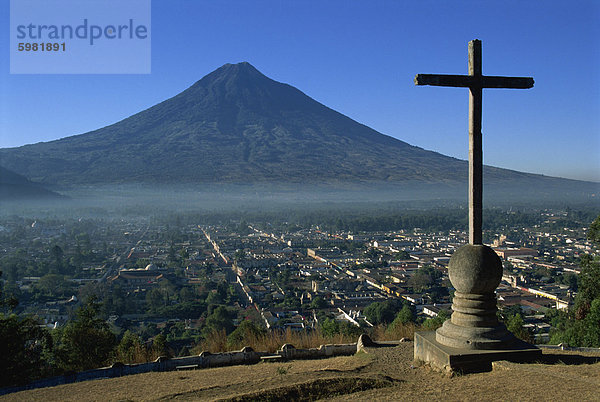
(1, 0, 599, 181)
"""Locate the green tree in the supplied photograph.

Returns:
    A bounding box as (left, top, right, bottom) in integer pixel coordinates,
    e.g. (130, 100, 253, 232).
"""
(320, 318, 340, 338)
(0, 275, 20, 313)
(395, 304, 415, 324)
(203, 262, 214, 277)
(387, 305, 415, 337)
(36, 274, 74, 298)
(179, 286, 196, 302)
(588, 215, 600, 243)
(365, 247, 381, 262)
(146, 288, 164, 312)
(203, 305, 234, 335)
(116, 330, 145, 363)
(575, 253, 600, 319)
(408, 265, 441, 292)
(549, 215, 600, 347)
(206, 290, 224, 306)
(422, 309, 450, 330)
(153, 300, 206, 319)
(159, 279, 177, 304)
(50, 245, 64, 272)
(234, 249, 246, 263)
(310, 296, 327, 310)
(0, 315, 53, 387)
(152, 333, 170, 358)
(75, 233, 91, 255)
(0, 270, 53, 386)
(572, 215, 600, 319)
(338, 321, 362, 338)
(396, 250, 410, 260)
(227, 320, 266, 349)
(506, 313, 532, 343)
(277, 294, 301, 310)
(559, 272, 579, 291)
(54, 297, 116, 371)
(103, 285, 127, 316)
(168, 242, 177, 263)
(581, 298, 600, 346)
(363, 300, 399, 325)
(216, 281, 229, 302)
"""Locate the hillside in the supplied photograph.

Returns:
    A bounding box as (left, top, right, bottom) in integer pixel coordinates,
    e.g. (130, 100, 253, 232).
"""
(0, 166, 63, 200)
(0, 62, 590, 193)
(4, 343, 599, 401)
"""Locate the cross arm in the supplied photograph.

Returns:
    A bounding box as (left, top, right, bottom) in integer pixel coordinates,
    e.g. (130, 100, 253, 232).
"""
(480, 76, 534, 89)
(415, 74, 534, 89)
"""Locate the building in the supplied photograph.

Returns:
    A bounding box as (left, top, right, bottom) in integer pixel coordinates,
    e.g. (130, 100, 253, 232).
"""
(493, 247, 538, 259)
(110, 264, 163, 288)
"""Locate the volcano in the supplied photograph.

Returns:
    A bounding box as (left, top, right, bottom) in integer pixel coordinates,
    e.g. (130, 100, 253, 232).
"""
(0, 62, 593, 196)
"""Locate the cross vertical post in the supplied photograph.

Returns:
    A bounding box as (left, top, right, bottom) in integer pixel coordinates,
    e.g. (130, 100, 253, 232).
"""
(414, 39, 533, 245)
(468, 40, 483, 245)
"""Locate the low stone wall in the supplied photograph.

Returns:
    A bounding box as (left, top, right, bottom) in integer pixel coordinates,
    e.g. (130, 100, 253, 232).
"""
(169, 346, 263, 369)
(538, 344, 600, 353)
(0, 343, 359, 396)
(277, 343, 357, 359)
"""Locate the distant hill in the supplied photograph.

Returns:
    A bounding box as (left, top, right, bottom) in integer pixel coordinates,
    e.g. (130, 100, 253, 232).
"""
(0, 166, 63, 200)
(0, 62, 596, 197)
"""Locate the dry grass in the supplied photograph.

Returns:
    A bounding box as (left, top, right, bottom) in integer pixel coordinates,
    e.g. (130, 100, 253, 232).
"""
(195, 326, 363, 354)
(115, 321, 421, 362)
(6, 343, 599, 402)
(115, 343, 164, 364)
(375, 322, 417, 341)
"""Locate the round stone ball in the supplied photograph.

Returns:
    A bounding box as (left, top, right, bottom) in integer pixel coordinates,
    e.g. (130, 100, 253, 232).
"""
(448, 244, 503, 294)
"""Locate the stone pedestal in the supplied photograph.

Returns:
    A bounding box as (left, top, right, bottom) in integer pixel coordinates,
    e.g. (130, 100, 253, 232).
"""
(414, 331, 542, 373)
(414, 244, 541, 373)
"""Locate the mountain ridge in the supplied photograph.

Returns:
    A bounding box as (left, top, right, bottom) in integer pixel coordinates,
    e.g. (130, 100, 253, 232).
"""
(0, 166, 63, 200)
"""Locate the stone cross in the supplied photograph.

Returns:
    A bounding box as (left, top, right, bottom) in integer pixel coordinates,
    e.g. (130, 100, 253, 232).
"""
(414, 39, 533, 245)
(413, 40, 541, 372)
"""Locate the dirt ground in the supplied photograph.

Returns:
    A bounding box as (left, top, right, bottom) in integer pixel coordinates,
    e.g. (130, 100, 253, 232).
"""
(3, 342, 600, 401)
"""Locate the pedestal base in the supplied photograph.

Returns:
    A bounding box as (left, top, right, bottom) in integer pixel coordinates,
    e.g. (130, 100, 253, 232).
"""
(414, 331, 542, 374)
(436, 320, 516, 350)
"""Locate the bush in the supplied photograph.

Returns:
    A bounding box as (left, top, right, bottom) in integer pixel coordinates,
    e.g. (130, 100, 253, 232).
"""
(227, 320, 266, 350)
(422, 309, 449, 331)
(363, 300, 400, 325)
(116, 330, 148, 364)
